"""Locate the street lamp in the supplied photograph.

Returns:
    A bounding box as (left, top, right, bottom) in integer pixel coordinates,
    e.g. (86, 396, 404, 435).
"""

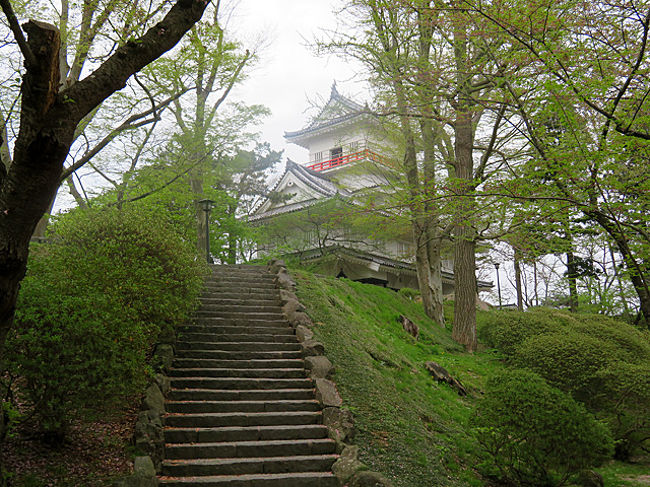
(494, 262, 502, 309)
(198, 199, 214, 264)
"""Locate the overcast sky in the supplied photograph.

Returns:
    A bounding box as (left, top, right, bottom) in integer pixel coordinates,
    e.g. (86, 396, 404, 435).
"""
(228, 0, 368, 164)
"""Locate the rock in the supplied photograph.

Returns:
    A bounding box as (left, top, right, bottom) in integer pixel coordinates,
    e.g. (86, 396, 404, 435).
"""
(305, 355, 334, 379)
(134, 410, 164, 471)
(399, 315, 419, 339)
(142, 384, 165, 415)
(275, 270, 296, 290)
(350, 471, 394, 487)
(134, 456, 156, 477)
(279, 288, 298, 304)
(314, 378, 343, 407)
(322, 407, 355, 442)
(283, 298, 305, 316)
(267, 259, 286, 274)
(332, 445, 366, 483)
(288, 311, 313, 328)
(153, 343, 174, 373)
(424, 361, 467, 396)
(154, 373, 170, 396)
(157, 325, 176, 345)
(577, 470, 604, 487)
(301, 339, 325, 357)
(295, 325, 315, 343)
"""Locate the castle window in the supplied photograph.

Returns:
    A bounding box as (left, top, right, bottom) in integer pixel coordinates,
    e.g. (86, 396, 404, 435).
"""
(330, 147, 342, 160)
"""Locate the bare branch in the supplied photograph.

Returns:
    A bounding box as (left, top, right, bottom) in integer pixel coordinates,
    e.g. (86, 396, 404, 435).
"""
(0, 0, 36, 66)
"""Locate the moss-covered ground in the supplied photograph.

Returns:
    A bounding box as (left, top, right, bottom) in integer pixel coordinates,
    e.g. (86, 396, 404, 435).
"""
(292, 269, 650, 487)
(292, 270, 501, 486)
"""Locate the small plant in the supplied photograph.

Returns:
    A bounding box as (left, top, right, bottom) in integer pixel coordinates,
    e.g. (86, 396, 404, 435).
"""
(472, 369, 613, 487)
(398, 287, 420, 301)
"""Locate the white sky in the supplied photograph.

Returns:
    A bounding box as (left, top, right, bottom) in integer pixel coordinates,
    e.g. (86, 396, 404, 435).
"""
(228, 0, 368, 164)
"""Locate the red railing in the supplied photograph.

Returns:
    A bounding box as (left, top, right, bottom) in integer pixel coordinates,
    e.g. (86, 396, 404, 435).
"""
(306, 149, 388, 172)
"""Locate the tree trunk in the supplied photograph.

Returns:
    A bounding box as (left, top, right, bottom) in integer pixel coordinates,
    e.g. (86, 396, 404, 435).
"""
(566, 249, 579, 312)
(426, 230, 445, 326)
(514, 245, 524, 311)
(451, 12, 477, 352)
(591, 211, 650, 328)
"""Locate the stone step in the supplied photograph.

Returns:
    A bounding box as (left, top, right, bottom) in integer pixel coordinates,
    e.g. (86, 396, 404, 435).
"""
(165, 438, 337, 460)
(172, 358, 305, 369)
(166, 399, 320, 414)
(204, 281, 277, 290)
(199, 297, 281, 306)
(177, 325, 293, 336)
(164, 411, 322, 428)
(191, 317, 288, 327)
(194, 311, 285, 320)
(208, 270, 274, 278)
(159, 471, 339, 486)
(170, 377, 312, 390)
(207, 272, 274, 280)
(168, 388, 316, 402)
(174, 350, 302, 360)
(176, 341, 301, 352)
(162, 454, 338, 477)
(169, 368, 306, 379)
(201, 288, 280, 298)
(210, 264, 268, 272)
(198, 304, 283, 314)
(164, 424, 329, 444)
(177, 333, 296, 344)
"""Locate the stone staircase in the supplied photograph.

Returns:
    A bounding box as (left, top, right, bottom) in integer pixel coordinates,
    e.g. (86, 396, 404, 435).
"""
(159, 264, 339, 486)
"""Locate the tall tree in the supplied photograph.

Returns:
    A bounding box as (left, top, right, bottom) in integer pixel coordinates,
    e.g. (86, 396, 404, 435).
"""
(470, 0, 650, 327)
(0, 0, 210, 354)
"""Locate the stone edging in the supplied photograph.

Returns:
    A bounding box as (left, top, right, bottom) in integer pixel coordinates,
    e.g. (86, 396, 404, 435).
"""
(267, 259, 394, 487)
(113, 334, 174, 486)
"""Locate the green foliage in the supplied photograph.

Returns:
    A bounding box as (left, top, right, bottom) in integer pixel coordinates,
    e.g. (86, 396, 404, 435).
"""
(592, 362, 650, 460)
(472, 369, 613, 487)
(6, 206, 206, 440)
(478, 307, 650, 459)
(513, 332, 610, 402)
(397, 287, 420, 300)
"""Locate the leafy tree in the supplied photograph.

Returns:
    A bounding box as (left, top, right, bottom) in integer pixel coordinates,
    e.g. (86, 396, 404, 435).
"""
(468, 0, 650, 328)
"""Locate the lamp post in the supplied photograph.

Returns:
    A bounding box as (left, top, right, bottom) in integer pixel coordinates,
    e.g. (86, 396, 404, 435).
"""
(198, 199, 214, 264)
(494, 262, 502, 309)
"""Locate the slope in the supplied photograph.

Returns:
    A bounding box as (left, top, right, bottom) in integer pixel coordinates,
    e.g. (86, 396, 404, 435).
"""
(291, 270, 499, 487)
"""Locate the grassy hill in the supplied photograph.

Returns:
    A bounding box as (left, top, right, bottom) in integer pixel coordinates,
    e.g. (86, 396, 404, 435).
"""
(292, 270, 499, 486)
(292, 269, 650, 487)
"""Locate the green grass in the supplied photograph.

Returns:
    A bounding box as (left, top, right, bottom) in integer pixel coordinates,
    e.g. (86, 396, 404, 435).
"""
(292, 270, 502, 487)
(596, 459, 650, 486)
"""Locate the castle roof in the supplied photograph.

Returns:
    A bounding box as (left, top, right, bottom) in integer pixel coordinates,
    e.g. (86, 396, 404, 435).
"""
(248, 159, 352, 222)
(284, 84, 368, 144)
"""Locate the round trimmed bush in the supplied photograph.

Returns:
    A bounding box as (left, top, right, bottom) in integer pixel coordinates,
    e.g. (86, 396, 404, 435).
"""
(6, 206, 207, 441)
(472, 369, 613, 486)
(513, 332, 612, 403)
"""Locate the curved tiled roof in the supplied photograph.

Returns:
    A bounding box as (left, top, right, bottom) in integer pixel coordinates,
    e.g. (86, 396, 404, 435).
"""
(284, 84, 368, 140)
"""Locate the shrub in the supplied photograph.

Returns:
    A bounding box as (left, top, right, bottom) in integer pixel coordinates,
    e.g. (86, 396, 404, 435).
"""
(6, 206, 207, 442)
(592, 362, 650, 460)
(477, 308, 560, 356)
(513, 332, 612, 403)
(472, 369, 613, 487)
